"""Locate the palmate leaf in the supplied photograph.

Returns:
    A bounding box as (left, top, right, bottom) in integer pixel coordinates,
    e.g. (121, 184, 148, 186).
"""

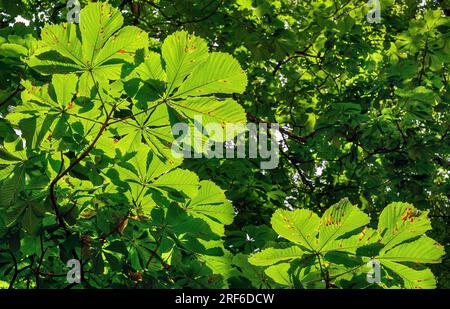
(27, 2, 148, 82)
(250, 198, 445, 289)
(0, 140, 26, 207)
(172, 97, 247, 125)
(18, 74, 77, 111)
(6, 74, 103, 150)
(154, 205, 226, 270)
(105, 103, 183, 164)
(21, 202, 42, 236)
(125, 52, 166, 104)
(27, 23, 84, 73)
(122, 178, 236, 278)
(123, 30, 248, 162)
(149, 179, 234, 237)
(109, 150, 198, 212)
(123, 51, 166, 107)
(135, 52, 167, 84)
(140, 181, 235, 276)
(2, 189, 46, 238)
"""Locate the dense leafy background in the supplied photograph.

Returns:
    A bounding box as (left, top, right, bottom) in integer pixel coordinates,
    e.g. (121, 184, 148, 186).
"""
(0, 0, 448, 289)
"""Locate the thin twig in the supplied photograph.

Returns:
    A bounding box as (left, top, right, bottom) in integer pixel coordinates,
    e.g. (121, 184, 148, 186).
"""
(6, 250, 18, 289)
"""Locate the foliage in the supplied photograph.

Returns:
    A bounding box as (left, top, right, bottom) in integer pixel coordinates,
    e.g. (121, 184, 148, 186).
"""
(248, 199, 445, 289)
(0, 2, 247, 289)
(0, 0, 449, 289)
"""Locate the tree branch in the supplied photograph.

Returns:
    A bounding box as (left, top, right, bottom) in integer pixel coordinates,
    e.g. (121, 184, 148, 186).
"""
(49, 74, 115, 235)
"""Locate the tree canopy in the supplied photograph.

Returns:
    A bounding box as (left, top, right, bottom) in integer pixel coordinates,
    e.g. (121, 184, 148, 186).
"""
(0, 0, 448, 289)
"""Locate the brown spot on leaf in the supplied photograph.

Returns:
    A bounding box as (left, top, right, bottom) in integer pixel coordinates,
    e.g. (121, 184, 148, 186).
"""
(401, 207, 416, 223)
(129, 271, 143, 282)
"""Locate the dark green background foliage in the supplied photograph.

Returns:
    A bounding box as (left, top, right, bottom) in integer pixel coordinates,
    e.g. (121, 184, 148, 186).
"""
(0, 0, 448, 289)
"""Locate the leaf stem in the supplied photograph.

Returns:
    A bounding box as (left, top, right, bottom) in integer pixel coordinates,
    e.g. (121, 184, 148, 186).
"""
(316, 253, 331, 289)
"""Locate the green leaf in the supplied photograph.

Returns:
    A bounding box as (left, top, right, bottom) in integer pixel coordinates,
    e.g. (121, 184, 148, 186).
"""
(257, 198, 443, 289)
(0, 165, 25, 207)
(320, 227, 380, 254)
(379, 236, 445, 264)
(264, 263, 294, 287)
(52, 74, 78, 108)
(173, 52, 248, 98)
(382, 260, 438, 289)
(135, 52, 167, 83)
(378, 202, 432, 252)
(271, 208, 319, 252)
(28, 2, 148, 80)
(162, 31, 209, 95)
(0, 43, 28, 57)
(318, 198, 370, 251)
(127, 51, 167, 101)
(29, 23, 84, 72)
(79, 2, 124, 65)
(110, 150, 196, 212)
(111, 103, 182, 163)
(165, 204, 216, 240)
(249, 246, 304, 266)
(0, 165, 16, 181)
(0, 148, 24, 165)
(232, 253, 271, 288)
(198, 250, 239, 283)
(171, 97, 247, 142)
(7, 75, 80, 148)
(186, 180, 235, 236)
(22, 206, 41, 236)
(149, 169, 199, 199)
